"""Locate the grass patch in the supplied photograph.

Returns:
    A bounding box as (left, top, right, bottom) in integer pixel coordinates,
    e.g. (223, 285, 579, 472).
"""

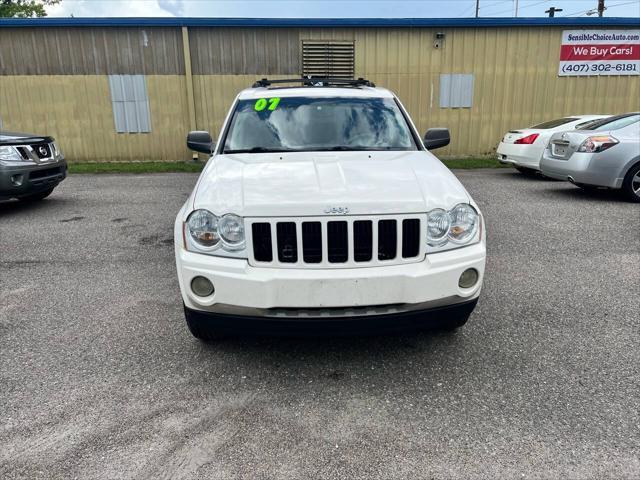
(441, 158, 508, 169)
(68, 158, 507, 174)
(68, 161, 206, 174)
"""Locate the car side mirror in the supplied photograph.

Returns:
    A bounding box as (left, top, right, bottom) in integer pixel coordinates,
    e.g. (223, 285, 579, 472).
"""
(423, 128, 450, 150)
(187, 131, 214, 154)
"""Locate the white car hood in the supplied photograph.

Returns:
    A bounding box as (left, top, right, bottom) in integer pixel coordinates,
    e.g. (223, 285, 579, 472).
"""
(192, 151, 470, 217)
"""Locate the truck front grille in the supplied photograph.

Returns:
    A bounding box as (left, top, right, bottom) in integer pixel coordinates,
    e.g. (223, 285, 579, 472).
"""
(247, 215, 425, 269)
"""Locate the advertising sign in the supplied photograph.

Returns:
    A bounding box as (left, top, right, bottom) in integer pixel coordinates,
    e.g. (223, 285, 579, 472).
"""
(559, 30, 640, 76)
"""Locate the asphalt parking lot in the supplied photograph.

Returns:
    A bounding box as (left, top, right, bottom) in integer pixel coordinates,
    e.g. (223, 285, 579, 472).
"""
(1, 168, 639, 479)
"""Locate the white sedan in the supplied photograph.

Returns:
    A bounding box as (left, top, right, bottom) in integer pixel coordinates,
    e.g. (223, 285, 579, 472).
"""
(497, 115, 609, 174)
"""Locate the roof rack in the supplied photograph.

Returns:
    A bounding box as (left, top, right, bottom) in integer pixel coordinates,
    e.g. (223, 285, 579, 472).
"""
(252, 77, 376, 88)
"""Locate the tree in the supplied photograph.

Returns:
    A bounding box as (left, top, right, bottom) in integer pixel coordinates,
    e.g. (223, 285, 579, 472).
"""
(0, 0, 61, 18)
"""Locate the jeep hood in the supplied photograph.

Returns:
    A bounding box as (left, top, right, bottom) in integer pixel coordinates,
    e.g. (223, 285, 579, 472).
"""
(192, 151, 471, 217)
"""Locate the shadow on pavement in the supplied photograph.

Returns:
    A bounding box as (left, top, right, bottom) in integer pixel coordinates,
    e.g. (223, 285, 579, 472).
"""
(0, 196, 71, 216)
(540, 185, 627, 203)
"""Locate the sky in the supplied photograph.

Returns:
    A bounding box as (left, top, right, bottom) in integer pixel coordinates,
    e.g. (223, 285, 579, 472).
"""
(45, 0, 640, 18)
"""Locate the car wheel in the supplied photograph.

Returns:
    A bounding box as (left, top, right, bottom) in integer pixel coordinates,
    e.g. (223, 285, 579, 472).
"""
(18, 188, 54, 202)
(184, 304, 225, 341)
(621, 163, 640, 203)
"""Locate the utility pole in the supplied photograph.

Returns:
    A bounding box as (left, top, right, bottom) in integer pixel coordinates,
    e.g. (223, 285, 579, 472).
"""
(545, 6, 563, 17)
(598, 0, 605, 17)
(475, 0, 480, 18)
(515, 0, 519, 17)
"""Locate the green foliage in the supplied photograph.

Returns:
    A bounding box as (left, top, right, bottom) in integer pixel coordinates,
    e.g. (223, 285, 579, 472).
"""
(442, 158, 509, 169)
(0, 0, 60, 18)
(68, 162, 207, 174)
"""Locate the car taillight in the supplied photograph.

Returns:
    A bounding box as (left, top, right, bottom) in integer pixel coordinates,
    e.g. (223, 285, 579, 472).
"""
(577, 136, 619, 153)
(514, 133, 539, 145)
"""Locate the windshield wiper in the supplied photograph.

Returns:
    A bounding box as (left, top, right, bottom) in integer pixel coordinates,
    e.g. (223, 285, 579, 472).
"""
(323, 146, 399, 151)
(224, 147, 294, 154)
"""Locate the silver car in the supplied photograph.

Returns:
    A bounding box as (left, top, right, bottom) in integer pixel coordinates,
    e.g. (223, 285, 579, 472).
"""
(540, 113, 640, 202)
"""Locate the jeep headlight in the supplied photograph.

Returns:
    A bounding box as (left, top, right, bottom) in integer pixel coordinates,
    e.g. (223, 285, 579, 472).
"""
(448, 204, 478, 244)
(0, 146, 23, 162)
(426, 209, 450, 247)
(427, 203, 480, 252)
(184, 210, 246, 256)
(218, 214, 245, 250)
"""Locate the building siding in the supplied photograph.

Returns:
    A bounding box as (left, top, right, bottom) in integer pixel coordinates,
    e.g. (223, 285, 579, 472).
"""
(0, 24, 638, 160)
(189, 28, 300, 74)
(0, 75, 190, 160)
(0, 27, 184, 75)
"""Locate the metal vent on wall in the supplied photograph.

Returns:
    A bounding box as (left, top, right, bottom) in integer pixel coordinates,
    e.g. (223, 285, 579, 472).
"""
(302, 41, 355, 79)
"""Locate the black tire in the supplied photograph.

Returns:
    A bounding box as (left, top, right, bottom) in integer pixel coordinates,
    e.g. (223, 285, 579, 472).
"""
(515, 166, 538, 176)
(18, 188, 54, 202)
(184, 304, 225, 341)
(621, 163, 640, 203)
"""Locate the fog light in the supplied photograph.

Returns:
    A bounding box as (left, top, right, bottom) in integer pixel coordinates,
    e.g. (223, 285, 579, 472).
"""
(11, 174, 24, 187)
(191, 276, 214, 297)
(459, 268, 479, 289)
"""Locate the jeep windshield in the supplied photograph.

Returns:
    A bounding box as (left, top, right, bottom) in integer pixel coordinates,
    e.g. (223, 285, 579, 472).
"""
(222, 97, 417, 154)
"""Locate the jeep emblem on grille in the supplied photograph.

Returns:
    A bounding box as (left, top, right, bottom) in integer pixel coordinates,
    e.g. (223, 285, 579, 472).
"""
(324, 206, 349, 215)
(282, 244, 295, 259)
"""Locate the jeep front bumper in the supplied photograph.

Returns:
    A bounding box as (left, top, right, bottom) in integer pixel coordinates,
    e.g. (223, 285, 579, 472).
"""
(175, 241, 486, 318)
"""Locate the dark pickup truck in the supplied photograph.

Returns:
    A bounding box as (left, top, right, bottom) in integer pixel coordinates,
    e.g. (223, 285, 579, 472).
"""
(0, 131, 67, 201)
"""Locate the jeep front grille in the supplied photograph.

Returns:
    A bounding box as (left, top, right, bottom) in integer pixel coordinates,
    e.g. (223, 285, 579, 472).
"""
(247, 215, 426, 268)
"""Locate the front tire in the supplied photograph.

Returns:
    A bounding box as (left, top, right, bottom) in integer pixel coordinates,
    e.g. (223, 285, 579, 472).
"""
(621, 163, 640, 203)
(184, 305, 225, 341)
(18, 188, 54, 202)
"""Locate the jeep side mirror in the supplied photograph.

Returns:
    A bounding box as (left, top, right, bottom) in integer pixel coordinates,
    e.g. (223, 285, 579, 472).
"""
(187, 131, 214, 154)
(423, 128, 450, 150)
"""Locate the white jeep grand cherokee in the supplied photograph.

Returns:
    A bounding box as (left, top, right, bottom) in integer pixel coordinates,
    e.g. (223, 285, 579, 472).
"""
(174, 78, 486, 339)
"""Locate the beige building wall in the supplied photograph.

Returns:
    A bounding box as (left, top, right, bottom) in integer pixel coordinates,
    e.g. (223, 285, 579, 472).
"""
(1, 25, 638, 161)
(0, 75, 191, 161)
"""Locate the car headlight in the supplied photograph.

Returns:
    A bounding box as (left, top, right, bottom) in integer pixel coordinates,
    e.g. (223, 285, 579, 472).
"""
(186, 209, 220, 249)
(426, 209, 451, 246)
(52, 142, 62, 158)
(427, 203, 480, 252)
(218, 214, 245, 250)
(184, 210, 246, 256)
(448, 204, 478, 244)
(0, 146, 23, 162)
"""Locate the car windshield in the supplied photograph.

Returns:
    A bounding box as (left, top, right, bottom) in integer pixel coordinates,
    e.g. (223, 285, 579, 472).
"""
(583, 113, 640, 131)
(530, 117, 578, 129)
(222, 96, 417, 153)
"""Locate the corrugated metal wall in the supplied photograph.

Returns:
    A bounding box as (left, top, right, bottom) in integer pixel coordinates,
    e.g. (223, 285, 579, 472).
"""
(189, 28, 300, 74)
(0, 75, 189, 160)
(0, 25, 638, 161)
(0, 27, 183, 75)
